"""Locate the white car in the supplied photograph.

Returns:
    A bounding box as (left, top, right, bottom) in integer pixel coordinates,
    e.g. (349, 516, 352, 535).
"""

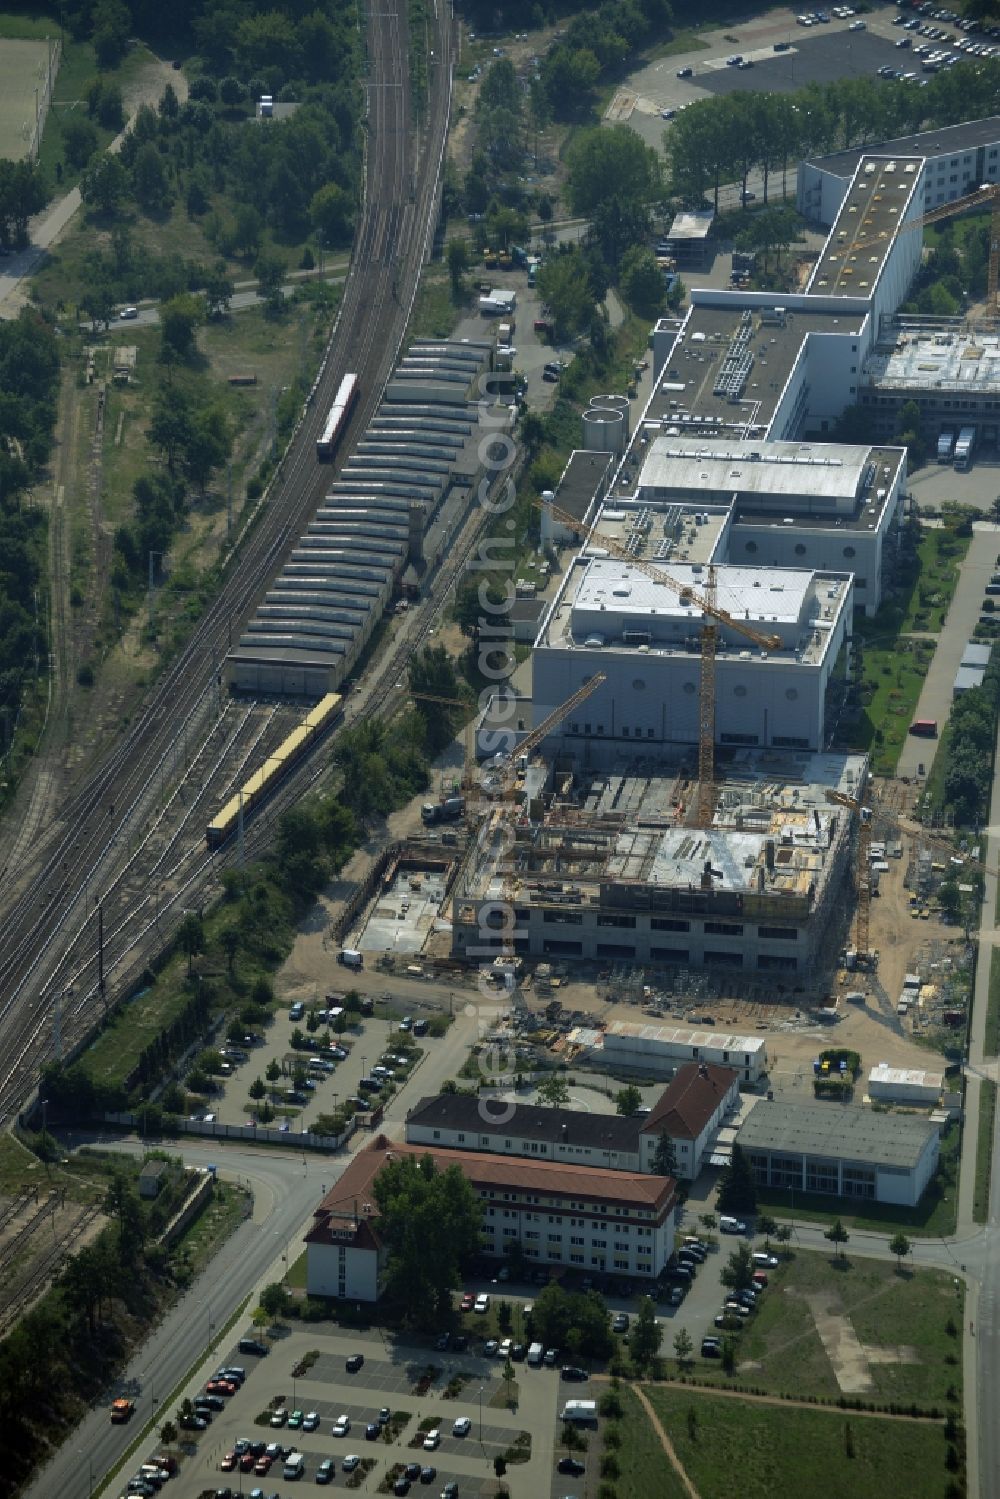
(474, 1293, 490, 1314)
(302, 1411, 319, 1431)
(119, 305, 138, 320)
(452, 1416, 472, 1437)
(342, 1455, 360, 1472)
(332, 1414, 351, 1437)
(849, 18, 866, 28)
(423, 1429, 441, 1450)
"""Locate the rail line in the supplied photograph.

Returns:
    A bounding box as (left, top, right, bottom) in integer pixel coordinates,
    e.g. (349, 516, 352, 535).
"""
(0, 0, 455, 1124)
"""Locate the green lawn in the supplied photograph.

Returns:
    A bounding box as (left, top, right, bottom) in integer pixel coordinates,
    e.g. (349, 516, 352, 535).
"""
(410, 267, 464, 340)
(900, 526, 971, 633)
(644, 28, 711, 59)
(644, 1387, 955, 1499)
(986, 953, 1000, 1057)
(36, 40, 158, 196)
(973, 1079, 996, 1225)
(853, 636, 936, 773)
(615, 1384, 692, 1499)
(670, 1247, 962, 1409)
(757, 1121, 961, 1238)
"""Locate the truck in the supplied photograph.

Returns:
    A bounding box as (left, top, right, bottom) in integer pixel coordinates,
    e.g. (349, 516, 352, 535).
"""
(110, 1398, 135, 1423)
(560, 1399, 598, 1427)
(954, 425, 977, 470)
(527, 1341, 545, 1366)
(936, 429, 955, 463)
(283, 1451, 305, 1480)
(421, 795, 465, 825)
(338, 948, 364, 969)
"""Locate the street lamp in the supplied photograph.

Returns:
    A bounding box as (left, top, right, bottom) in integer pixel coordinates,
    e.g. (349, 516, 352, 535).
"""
(478, 1384, 484, 1445)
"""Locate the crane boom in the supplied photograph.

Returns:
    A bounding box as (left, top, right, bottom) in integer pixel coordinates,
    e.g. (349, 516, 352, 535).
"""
(488, 674, 606, 799)
(844, 181, 1000, 306)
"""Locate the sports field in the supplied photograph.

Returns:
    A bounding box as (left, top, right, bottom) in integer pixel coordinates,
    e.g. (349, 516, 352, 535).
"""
(0, 38, 53, 162)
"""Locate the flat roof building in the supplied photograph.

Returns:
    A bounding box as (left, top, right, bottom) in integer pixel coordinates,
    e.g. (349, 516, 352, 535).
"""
(737, 1098, 940, 1206)
(867, 1063, 944, 1106)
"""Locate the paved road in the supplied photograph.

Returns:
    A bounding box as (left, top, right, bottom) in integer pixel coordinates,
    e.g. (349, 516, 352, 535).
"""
(896, 520, 1000, 780)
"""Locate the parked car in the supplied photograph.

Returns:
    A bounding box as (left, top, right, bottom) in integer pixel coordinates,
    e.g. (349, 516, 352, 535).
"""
(701, 1337, 723, 1359)
(474, 1293, 490, 1313)
(346, 1354, 364, 1372)
(677, 64, 693, 76)
(452, 1416, 471, 1437)
(343, 1455, 361, 1472)
(561, 1366, 588, 1382)
(332, 1415, 351, 1437)
(316, 1458, 336, 1484)
(559, 1456, 586, 1475)
(612, 1312, 630, 1333)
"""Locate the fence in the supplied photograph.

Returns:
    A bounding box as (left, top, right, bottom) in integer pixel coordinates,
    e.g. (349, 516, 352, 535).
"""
(27, 36, 59, 163)
(103, 1111, 356, 1154)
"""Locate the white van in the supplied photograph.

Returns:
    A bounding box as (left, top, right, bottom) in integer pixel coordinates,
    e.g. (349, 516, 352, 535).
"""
(338, 948, 363, 970)
(719, 1215, 746, 1234)
(283, 1451, 305, 1479)
(526, 1341, 544, 1366)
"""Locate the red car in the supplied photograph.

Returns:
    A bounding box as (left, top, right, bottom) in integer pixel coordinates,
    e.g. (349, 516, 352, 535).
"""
(220, 1453, 237, 1472)
(240, 1452, 256, 1472)
(460, 1293, 475, 1313)
(206, 1379, 237, 1396)
(255, 1456, 272, 1475)
(752, 1271, 769, 1288)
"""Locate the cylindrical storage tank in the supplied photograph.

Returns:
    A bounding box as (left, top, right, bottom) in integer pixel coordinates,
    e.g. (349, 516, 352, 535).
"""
(582, 393, 630, 456)
(539, 489, 557, 545)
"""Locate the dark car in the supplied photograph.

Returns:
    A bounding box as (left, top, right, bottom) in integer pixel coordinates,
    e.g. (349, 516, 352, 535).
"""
(435, 1332, 450, 1351)
(677, 64, 693, 76)
(452, 1333, 469, 1352)
(558, 1457, 586, 1476)
(561, 1366, 588, 1382)
(378, 1408, 391, 1425)
(239, 1338, 269, 1356)
(404, 1463, 422, 1481)
(180, 1414, 208, 1430)
(346, 1353, 365, 1373)
(510, 1343, 526, 1361)
(701, 1338, 723, 1359)
(366, 1423, 380, 1440)
(419, 1467, 436, 1484)
(195, 1394, 226, 1411)
(393, 1480, 411, 1497)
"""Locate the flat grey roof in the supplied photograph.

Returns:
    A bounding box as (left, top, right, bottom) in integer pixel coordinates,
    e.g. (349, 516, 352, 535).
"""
(738, 1099, 937, 1170)
(405, 1093, 641, 1152)
(808, 114, 1000, 180)
(809, 156, 923, 297)
(554, 449, 613, 524)
(651, 304, 866, 435)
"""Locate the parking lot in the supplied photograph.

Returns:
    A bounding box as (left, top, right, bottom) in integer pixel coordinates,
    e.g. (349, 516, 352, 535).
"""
(123, 1321, 561, 1499)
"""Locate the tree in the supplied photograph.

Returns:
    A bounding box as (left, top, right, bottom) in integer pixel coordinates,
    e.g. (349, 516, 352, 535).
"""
(720, 1242, 755, 1293)
(500, 1360, 515, 1408)
(619, 245, 666, 318)
(160, 1419, 177, 1445)
(651, 1131, 677, 1178)
(93, 0, 130, 67)
(533, 1284, 614, 1360)
(672, 1327, 694, 1368)
(177, 910, 204, 977)
(254, 248, 285, 313)
(629, 1296, 661, 1368)
(203, 260, 235, 319)
(536, 247, 597, 340)
(62, 114, 99, 170)
(159, 295, 203, 365)
(80, 154, 128, 215)
(615, 1084, 643, 1117)
(716, 1143, 757, 1215)
(774, 1223, 793, 1250)
(755, 1213, 778, 1250)
(132, 142, 171, 215)
(447, 237, 468, 295)
(825, 1219, 850, 1260)
(220, 926, 240, 976)
(536, 1075, 570, 1108)
(219, 76, 245, 107)
(234, 202, 264, 259)
(259, 1282, 290, 1319)
(888, 1231, 911, 1273)
(310, 182, 354, 248)
(372, 1154, 482, 1328)
(565, 125, 660, 215)
(103, 1170, 145, 1259)
(249, 1077, 266, 1101)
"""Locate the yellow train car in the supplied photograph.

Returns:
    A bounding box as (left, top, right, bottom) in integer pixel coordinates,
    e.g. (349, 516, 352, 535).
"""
(205, 694, 344, 850)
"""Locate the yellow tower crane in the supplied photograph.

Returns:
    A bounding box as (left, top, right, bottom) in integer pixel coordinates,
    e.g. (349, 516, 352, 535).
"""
(848, 181, 1000, 309)
(535, 498, 782, 828)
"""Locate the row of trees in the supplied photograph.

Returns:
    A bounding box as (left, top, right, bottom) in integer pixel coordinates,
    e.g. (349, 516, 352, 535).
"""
(666, 61, 1000, 208)
(940, 647, 1000, 826)
(0, 311, 61, 767)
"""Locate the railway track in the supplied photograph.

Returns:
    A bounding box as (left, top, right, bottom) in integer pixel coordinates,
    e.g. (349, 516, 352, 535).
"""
(0, 1201, 103, 1336)
(0, 0, 455, 1125)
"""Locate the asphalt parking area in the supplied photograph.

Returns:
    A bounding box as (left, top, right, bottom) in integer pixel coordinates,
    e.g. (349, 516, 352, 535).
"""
(309, 1350, 500, 1395)
(694, 30, 936, 98)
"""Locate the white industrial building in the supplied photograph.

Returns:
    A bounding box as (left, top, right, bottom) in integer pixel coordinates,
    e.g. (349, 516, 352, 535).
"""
(532, 551, 853, 756)
(797, 116, 1000, 227)
(738, 1098, 940, 1206)
(305, 1135, 679, 1296)
(867, 1063, 945, 1107)
(596, 1023, 769, 1085)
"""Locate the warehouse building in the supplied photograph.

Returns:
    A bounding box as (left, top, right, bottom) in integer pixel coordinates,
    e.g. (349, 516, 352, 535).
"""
(404, 1063, 738, 1180)
(737, 1098, 940, 1206)
(228, 340, 492, 696)
(304, 1135, 679, 1298)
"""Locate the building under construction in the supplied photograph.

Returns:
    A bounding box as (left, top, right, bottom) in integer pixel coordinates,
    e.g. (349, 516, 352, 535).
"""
(451, 749, 866, 980)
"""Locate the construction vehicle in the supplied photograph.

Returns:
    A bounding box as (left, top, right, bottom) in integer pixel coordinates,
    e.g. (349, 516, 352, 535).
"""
(535, 498, 782, 828)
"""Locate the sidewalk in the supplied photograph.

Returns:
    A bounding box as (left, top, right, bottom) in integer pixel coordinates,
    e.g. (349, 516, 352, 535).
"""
(896, 520, 1000, 779)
